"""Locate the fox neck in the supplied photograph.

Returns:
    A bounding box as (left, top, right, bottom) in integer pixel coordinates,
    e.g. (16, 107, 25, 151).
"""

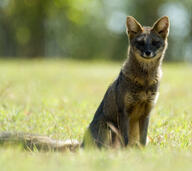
(122, 46, 164, 81)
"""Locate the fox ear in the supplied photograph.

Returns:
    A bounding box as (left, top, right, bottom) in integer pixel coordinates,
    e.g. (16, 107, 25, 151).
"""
(152, 16, 169, 38)
(126, 16, 143, 39)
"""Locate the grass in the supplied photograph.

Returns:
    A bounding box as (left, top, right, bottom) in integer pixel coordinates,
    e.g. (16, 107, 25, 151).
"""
(0, 59, 192, 171)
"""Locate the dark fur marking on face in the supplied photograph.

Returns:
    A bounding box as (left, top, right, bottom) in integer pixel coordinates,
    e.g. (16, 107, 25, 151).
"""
(131, 31, 165, 58)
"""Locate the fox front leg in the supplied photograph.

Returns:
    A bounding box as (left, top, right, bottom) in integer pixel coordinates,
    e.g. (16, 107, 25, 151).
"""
(119, 113, 129, 146)
(139, 115, 150, 146)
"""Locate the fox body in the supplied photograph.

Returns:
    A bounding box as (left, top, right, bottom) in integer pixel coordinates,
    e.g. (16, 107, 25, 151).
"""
(0, 16, 169, 151)
(82, 16, 169, 148)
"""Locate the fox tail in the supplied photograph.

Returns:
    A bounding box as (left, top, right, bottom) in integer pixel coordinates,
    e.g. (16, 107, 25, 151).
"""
(0, 132, 80, 152)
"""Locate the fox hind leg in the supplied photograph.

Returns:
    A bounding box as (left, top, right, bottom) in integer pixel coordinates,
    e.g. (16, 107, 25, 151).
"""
(82, 121, 111, 148)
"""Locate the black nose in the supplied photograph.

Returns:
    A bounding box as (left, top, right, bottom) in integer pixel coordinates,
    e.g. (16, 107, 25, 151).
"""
(145, 50, 151, 56)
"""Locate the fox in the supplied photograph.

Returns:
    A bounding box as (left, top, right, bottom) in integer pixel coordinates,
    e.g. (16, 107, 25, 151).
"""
(0, 16, 169, 151)
(82, 16, 170, 148)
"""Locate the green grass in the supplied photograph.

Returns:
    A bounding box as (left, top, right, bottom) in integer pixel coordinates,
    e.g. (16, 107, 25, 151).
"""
(0, 59, 192, 171)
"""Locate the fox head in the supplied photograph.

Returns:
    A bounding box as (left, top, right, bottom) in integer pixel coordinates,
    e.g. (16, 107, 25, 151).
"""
(126, 16, 169, 60)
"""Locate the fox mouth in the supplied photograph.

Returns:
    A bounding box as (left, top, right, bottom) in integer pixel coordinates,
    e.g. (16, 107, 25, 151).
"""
(141, 54, 156, 59)
(134, 50, 160, 60)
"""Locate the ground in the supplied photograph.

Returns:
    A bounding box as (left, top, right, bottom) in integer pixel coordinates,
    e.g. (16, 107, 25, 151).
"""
(0, 59, 192, 171)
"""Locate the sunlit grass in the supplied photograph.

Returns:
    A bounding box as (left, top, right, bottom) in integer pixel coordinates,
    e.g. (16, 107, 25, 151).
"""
(0, 59, 192, 171)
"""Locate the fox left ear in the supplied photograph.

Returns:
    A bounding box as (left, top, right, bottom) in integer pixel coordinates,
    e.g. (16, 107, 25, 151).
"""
(152, 16, 170, 39)
(126, 16, 143, 39)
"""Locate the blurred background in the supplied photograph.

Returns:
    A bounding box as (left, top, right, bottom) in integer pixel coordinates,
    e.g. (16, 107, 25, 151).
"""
(0, 0, 191, 61)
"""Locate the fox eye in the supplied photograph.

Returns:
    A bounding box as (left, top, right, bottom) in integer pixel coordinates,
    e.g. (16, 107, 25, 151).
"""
(136, 40, 144, 46)
(152, 40, 160, 46)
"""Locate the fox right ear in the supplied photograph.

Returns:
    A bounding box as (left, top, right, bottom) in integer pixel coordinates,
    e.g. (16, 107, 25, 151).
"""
(152, 16, 170, 39)
(126, 16, 143, 39)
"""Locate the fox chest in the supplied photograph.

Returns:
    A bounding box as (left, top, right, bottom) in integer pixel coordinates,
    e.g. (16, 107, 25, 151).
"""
(124, 90, 159, 120)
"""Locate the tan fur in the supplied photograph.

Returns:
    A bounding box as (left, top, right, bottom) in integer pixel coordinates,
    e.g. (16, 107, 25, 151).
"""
(129, 120, 140, 146)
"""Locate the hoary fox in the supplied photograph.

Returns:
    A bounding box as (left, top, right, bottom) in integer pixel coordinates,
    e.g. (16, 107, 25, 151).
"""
(82, 16, 169, 148)
(0, 16, 169, 151)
